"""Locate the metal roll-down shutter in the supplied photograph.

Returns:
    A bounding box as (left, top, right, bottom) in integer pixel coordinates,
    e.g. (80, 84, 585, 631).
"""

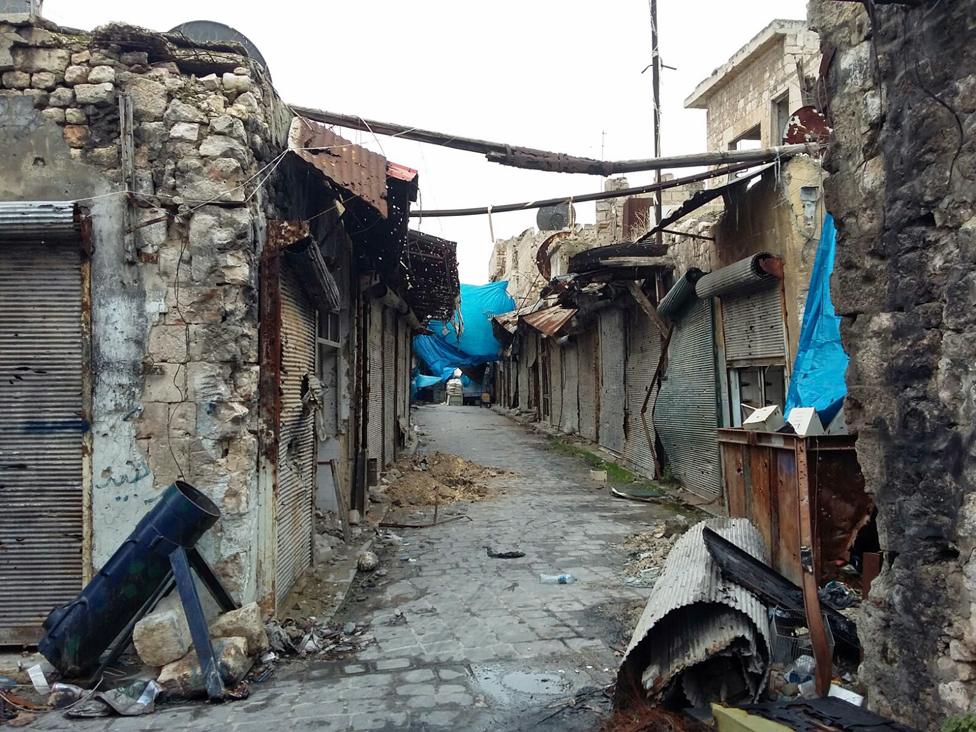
(0, 233, 86, 644)
(721, 281, 786, 364)
(654, 299, 721, 499)
(598, 309, 626, 455)
(623, 313, 662, 479)
(276, 266, 317, 603)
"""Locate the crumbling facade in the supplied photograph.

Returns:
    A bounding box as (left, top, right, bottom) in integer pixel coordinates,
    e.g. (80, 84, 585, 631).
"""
(811, 1, 976, 725)
(0, 14, 453, 643)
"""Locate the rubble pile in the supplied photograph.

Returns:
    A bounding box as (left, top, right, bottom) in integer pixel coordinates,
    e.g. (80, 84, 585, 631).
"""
(622, 517, 690, 587)
(383, 451, 508, 506)
(265, 618, 374, 659)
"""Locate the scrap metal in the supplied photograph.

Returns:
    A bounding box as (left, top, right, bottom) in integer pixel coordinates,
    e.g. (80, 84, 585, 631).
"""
(400, 230, 460, 322)
(288, 116, 389, 217)
(521, 305, 578, 337)
(617, 518, 772, 710)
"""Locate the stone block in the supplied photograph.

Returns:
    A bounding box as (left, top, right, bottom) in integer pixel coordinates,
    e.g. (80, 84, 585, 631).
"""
(147, 435, 189, 483)
(169, 121, 200, 142)
(22, 87, 45, 107)
(157, 637, 252, 698)
(196, 399, 249, 440)
(133, 607, 192, 667)
(40, 107, 63, 123)
(73, 82, 114, 105)
(208, 602, 268, 656)
(86, 145, 119, 167)
(144, 361, 186, 402)
(12, 46, 69, 73)
(187, 361, 231, 402)
(165, 98, 207, 124)
(134, 207, 168, 253)
(221, 72, 251, 94)
(199, 134, 247, 161)
(126, 76, 167, 120)
(63, 64, 87, 86)
(149, 323, 188, 363)
(120, 51, 149, 66)
(188, 205, 253, 252)
(87, 65, 116, 84)
(199, 73, 220, 91)
(30, 71, 55, 90)
(189, 322, 252, 363)
(62, 124, 89, 149)
(1, 69, 28, 88)
(70, 50, 91, 65)
(48, 87, 73, 107)
(179, 159, 246, 203)
(210, 114, 246, 142)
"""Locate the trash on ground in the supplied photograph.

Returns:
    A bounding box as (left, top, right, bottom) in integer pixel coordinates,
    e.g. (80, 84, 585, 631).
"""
(47, 682, 85, 709)
(540, 574, 576, 584)
(610, 485, 665, 503)
(616, 518, 772, 711)
(621, 518, 690, 587)
(27, 665, 49, 696)
(819, 580, 860, 610)
(357, 551, 380, 571)
(485, 546, 526, 559)
(589, 469, 608, 483)
(66, 679, 161, 718)
(265, 618, 374, 659)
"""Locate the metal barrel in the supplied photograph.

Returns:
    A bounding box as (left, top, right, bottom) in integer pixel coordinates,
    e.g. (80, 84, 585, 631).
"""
(656, 267, 703, 320)
(38, 481, 220, 676)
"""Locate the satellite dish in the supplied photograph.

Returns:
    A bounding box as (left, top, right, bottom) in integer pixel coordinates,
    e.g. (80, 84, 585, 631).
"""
(169, 20, 269, 72)
(537, 203, 575, 231)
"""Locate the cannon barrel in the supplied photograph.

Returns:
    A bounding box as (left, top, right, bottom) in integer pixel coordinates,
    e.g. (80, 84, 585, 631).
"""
(39, 481, 220, 676)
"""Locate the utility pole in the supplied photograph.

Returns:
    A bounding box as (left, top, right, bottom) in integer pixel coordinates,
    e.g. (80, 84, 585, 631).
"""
(649, 0, 663, 247)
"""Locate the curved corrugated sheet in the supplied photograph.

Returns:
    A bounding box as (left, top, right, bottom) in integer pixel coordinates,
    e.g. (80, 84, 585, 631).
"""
(695, 253, 774, 299)
(657, 268, 703, 319)
(618, 518, 771, 705)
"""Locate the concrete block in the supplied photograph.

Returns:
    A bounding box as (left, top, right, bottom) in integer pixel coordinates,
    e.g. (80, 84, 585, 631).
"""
(208, 602, 268, 656)
(133, 607, 192, 667)
(157, 636, 252, 697)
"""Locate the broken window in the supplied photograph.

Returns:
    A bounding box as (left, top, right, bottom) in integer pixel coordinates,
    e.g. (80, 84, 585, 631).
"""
(729, 124, 762, 151)
(773, 93, 791, 144)
(728, 365, 786, 427)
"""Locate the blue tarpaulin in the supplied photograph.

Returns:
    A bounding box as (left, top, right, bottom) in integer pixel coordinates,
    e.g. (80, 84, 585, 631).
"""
(785, 214, 849, 426)
(412, 281, 515, 392)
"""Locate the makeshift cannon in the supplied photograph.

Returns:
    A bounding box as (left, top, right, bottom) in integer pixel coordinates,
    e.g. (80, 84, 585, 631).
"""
(39, 481, 239, 701)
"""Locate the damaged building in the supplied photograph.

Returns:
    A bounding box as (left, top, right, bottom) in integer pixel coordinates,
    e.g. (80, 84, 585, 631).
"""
(0, 9, 458, 644)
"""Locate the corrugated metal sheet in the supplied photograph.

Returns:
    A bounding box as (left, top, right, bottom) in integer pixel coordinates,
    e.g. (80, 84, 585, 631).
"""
(622, 313, 661, 479)
(696, 253, 775, 299)
(522, 305, 578, 337)
(0, 202, 79, 241)
(367, 301, 384, 465)
(618, 518, 771, 703)
(398, 318, 410, 455)
(577, 330, 598, 441)
(549, 341, 563, 428)
(722, 282, 786, 364)
(654, 299, 722, 499)
(560, 342, 579, 435)
(0, 241, 85, 644)
(598, 309, 626, 454)
(288, 117, 389, 217)
(657, 268, 704, 320)
(383, 307, 396, 465)
(275, 266, 317, 604)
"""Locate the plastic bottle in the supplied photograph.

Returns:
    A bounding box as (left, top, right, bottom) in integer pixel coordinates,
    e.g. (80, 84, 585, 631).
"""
(540, 574, 576, 584)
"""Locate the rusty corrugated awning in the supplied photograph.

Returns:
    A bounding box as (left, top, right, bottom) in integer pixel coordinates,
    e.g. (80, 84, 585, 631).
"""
(522, 305, 578, 337)
(288, 116, 389, 217)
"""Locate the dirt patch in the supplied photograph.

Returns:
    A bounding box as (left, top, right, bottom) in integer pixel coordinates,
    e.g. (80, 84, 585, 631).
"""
(383, 452, 511, 507)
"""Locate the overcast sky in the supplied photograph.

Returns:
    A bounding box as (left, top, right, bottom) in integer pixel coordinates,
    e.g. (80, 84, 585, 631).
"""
(46, 1, 807, 283)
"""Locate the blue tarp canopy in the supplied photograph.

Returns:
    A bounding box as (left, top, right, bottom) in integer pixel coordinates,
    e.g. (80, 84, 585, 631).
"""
(785, 214, 849, 426)
(412, 281, 515, 392)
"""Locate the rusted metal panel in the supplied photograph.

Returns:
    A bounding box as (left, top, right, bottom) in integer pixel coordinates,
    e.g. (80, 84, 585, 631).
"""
(0, 201, 79, 241)
(718, 430, 872, 587)
(386, 161, 418, 184)
(0, 239, 86, 644)
(598, 309, 626, 455)
(366, 300, 384, 465)
(721, 282, 786, 365)
(549, 341, 563, 427)
(577, 330, 598, 442)
(382, 307, 396, 465)
(622, 312, 661, 479)
(522, 306, 577, 337)
(275, 265, 317, 604)
(288, 117, 389, 217)
(535, 230, 573, 280)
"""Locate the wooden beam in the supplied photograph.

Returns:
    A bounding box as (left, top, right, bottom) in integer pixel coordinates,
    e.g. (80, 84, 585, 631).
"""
(627, 281, 670, 339)
(291, 105, 821, 176)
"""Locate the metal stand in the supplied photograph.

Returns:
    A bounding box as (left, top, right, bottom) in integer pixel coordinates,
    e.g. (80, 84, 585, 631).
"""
(87, 546, 239, 702)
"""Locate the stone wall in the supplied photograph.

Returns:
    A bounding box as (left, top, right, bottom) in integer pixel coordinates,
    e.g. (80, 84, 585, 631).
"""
(0, 18, 287, 601)
(810, 1, 976, 725)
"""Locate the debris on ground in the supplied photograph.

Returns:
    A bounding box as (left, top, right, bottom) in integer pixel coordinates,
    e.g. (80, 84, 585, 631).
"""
(265, 618, 374, 659)
(617, 519, 772, 711)
(357, 551, 380, 571)
(66, 678, 162, 718)
(382, 451, 511, 507)
(621, 516, 690, 587)
(485, 546, 526, 559)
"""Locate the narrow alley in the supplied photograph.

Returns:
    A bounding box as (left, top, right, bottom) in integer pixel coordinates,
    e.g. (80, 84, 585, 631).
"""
(34, 406, 677, 731)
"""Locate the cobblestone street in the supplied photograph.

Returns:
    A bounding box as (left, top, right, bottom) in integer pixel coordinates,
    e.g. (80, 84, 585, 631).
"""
(37, 406, 673, 731)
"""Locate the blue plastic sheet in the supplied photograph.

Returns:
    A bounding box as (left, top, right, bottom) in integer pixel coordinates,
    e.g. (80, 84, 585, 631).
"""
(785, 214, 849, 426)
(412, 282, 515, 392)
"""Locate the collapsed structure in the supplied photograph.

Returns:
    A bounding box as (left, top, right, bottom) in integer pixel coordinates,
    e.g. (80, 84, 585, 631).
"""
(0, 10, 458, 644)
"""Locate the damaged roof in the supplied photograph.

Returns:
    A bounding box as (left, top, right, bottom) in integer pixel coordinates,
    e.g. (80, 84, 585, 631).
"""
(288, 116, 390, 217)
